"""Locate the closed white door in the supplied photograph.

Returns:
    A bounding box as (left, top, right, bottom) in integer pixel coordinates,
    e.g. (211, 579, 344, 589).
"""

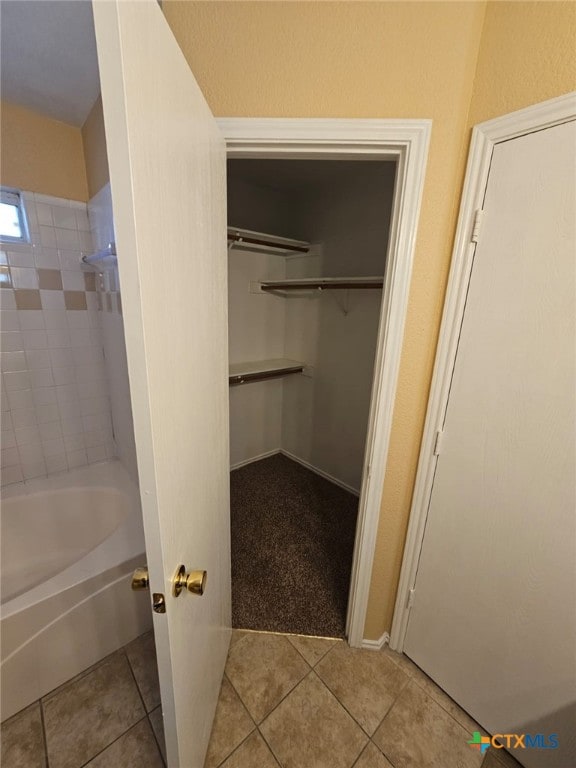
(93, 2, 230, 766)
(404, 119, 576, 767)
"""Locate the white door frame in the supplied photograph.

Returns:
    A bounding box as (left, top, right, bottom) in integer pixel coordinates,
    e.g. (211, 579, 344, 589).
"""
(217, 118, 431, 648)
(389, 92, 576, 652)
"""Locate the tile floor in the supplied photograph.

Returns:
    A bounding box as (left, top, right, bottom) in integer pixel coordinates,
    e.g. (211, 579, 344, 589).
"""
(1, 629, 522, 768)
(1, 631, 165, 768)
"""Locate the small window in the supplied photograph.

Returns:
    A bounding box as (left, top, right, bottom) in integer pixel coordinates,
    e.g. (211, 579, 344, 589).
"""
(0, 188, 30, 243)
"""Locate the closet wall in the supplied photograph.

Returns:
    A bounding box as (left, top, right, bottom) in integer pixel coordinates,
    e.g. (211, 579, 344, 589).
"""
(227, 176, 303, 468)
(227, 160, 396, 492)
(283, 162, 396, 492)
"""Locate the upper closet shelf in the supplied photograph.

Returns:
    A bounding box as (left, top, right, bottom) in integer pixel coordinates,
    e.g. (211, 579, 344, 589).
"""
(258, 276, 384, 292)
(229, 358, 305, 386)
(81, 243, 117, 269)
(228, 226, 311, 255)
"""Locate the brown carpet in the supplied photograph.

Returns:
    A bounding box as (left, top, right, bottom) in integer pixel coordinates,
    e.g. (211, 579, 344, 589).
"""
(230, 453, 358, 638)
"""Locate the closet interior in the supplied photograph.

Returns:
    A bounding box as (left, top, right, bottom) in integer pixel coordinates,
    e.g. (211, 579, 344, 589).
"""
(227, 159, 396, 638)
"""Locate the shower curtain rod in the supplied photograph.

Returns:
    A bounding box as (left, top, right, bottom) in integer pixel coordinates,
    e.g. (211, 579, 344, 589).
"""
(81, 243, 117, 269)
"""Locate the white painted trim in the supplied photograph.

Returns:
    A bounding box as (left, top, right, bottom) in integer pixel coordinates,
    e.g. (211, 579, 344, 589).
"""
(389, 92, 576, 652)
(230, 449, 281, 472)
(217, 118, 431, 648)
(280, 449, 360, 497)
(361, 631, 390, 651)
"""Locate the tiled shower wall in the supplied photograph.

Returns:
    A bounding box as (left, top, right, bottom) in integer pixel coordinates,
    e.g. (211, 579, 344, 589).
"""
(0, 192, 115, 486)
(88, 183, 138, 483)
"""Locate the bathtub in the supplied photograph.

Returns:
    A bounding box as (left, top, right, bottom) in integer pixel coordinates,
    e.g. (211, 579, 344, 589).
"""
(1, 461, 153, 721)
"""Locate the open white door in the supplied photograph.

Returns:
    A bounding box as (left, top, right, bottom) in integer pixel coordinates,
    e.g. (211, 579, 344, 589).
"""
(92, 1, 230, 765)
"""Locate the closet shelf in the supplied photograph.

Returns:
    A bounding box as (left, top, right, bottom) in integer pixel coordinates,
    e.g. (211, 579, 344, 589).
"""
(259, 276, 384, 292)
(228, 227, 311, 255)
(229, 358, 305, 386)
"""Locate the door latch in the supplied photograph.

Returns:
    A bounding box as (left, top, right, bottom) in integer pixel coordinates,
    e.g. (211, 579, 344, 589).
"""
(153, 593, 166, 613)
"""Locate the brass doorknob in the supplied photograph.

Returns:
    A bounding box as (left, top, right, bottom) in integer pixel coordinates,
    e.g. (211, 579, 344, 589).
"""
(131, 566, 149, 590)
(172, 565, 207, 597)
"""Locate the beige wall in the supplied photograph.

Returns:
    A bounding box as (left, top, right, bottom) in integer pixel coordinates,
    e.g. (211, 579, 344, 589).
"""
(163, 0, 576, 640)
(0, 1, 572, 640)
(468, 1, 576, 127)
(163, 0, 486, 639)
(82, 95, 110, 199)
(1, 101, 88, 201)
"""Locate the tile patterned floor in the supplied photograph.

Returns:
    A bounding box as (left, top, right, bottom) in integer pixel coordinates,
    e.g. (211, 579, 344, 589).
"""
(0, 629, 522, 768)
(1, 631, 165, 768)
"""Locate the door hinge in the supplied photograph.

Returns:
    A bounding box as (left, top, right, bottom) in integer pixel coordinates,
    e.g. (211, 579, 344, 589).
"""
(407, 587, 416, 609)
(433, 429, 444, 456)
(471, 209, 484, 244)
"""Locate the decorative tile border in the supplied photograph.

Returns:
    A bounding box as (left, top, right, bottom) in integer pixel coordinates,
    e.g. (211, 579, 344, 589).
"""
(1, 266, 96, 313)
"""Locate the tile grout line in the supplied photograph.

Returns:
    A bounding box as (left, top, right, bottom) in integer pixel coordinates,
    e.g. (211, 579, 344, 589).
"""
(365, 669, 412, 740)
(255, 723, 285, 768)
(39, 648, 122, 705)
(228, 639, 376, 744)
(408, 673, 481, 738)
(214, 728, 254, 768)
(76, 713, 150, 768)
(367, 737, 402, 768)
(222, 663, 316, 761)
(222, 671, 258, 730)
(38, 638, 161, 768)
(305, 668, 375, 745)
(312, 656, 406, 742)
(223, 633, 484, 768)
(351, 742, 375, 768)
(251, 666, 369, 768)
(233, 632, 405, 742)
(123, 644, 154, 721)
(35, 649, 128, 767)
(382, 649, 483, 739)
(147, 709, 167, 768)
(38, 698, 51, 768)
(284, 634, 338, 668)
(364, 672, 481, 768)
(224, 635, 312, 728)
(209, 669, 263, 767)
(243, 663, 312, 728)
(365, 679, 414, 768)
(247, 638, 406, 765)
(213, 726, 281, 768)
(72, 646, 150, 768)
(284, 637, 321, 669)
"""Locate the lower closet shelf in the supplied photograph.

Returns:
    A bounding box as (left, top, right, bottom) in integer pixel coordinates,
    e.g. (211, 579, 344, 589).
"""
(229, 359, 305, 386)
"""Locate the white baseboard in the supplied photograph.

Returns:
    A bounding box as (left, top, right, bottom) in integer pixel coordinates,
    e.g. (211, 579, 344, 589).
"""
(230, 449, 281, 471)
(280, 449, 360, 496)
(360, 631, 390, 651)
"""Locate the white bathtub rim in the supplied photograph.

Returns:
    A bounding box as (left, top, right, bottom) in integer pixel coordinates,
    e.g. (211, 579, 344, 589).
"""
(0, 460, 145, 619)
(2, 569, 134, 665)
(1, 486, 133, 604)
(1, 459, 135, 500)
(1, 562, 152, 722)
